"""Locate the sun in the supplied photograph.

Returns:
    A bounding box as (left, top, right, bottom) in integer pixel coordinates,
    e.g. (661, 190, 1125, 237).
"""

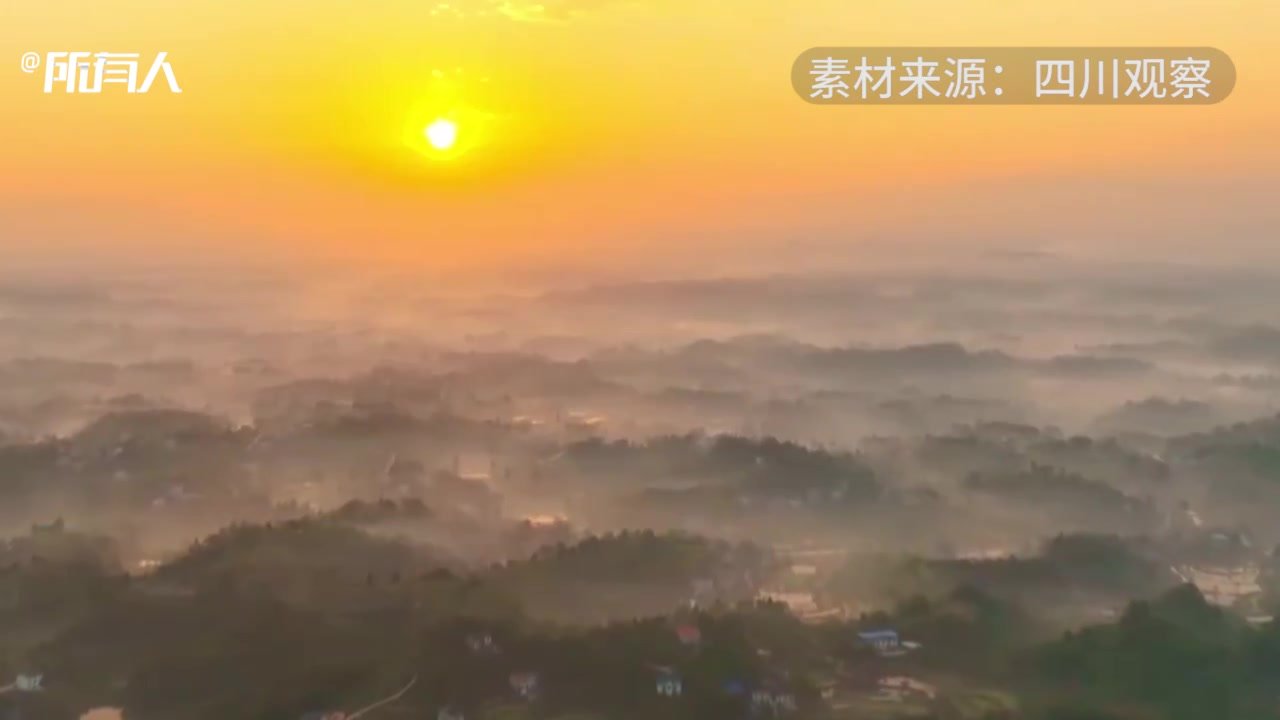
(403, 95, 496, 163)
(424, 118, 458, 151)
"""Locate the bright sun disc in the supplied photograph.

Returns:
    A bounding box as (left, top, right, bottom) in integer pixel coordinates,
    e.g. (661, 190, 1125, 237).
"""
(424, 118, 458, 151)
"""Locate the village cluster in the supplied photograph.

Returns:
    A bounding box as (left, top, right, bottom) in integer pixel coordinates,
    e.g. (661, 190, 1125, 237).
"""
(294, 622, 929, 720)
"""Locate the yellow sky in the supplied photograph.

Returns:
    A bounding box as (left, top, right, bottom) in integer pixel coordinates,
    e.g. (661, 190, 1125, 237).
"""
(1, 0, 1278, 275)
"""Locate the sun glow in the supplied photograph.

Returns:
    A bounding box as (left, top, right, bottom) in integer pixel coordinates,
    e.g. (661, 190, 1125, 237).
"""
(396, 68, 509, 166)
(425, 118, 458, 151)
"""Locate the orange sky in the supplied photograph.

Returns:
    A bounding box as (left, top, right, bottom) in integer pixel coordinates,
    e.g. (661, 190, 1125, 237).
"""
(1, 0, 1278, 276)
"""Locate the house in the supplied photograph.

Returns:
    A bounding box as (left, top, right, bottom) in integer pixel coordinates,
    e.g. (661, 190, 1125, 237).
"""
(509, 672, 539, 700)
(675, 623, 702, 646)
(431, 471, 503, 520)
(655, 668, 683, 697)
(1172, 564, 1262, 607)
(790, 563, 818, 577)
(384, 454, 427, 493)
(756, 590, 819, 615)
(750, 686, 797, 716)
(857, 629, 903, 656)
(31, 518, 64, 536)
(437, 706, 465, 720)
(563, 411, 606, 434)
(13, 675, 42, 692)
(722, 679, 748, 697)
(873, 676, 937, 703)
(690, 577, 716, 605)
(521, 514, 567, 529)
(465, 632, 499, 655)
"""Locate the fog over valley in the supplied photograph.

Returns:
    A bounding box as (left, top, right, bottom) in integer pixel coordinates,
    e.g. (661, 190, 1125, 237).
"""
(3, 259, 1280, 719)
